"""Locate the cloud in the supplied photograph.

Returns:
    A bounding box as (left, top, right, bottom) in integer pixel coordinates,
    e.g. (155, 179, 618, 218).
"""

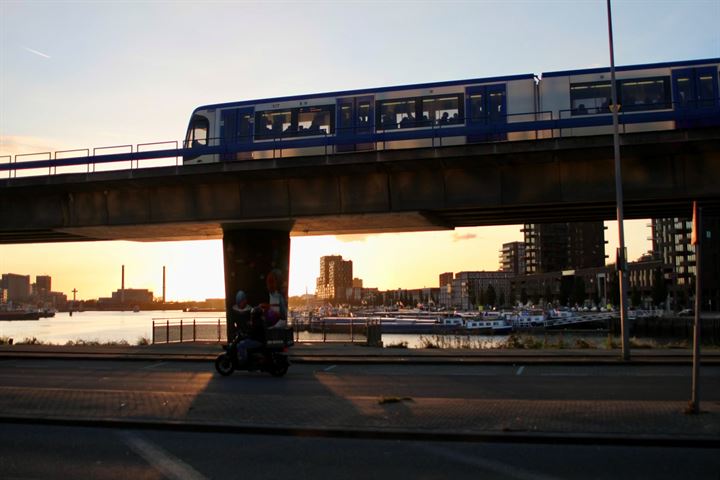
(23, 47, 51, 59)
(0, 135, 63, 157)
(452, 232, 477, 242)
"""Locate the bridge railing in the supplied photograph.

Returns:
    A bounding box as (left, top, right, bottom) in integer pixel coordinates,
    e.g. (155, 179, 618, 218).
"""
(151, 317, 371, 344)
(2, 103, 718, 179)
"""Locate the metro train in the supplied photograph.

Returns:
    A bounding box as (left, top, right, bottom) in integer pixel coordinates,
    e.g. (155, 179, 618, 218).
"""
(183, 58, 720, 165)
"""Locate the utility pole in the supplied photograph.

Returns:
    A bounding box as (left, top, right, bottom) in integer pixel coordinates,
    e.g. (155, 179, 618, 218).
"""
(606, 0, 631, 361)
(689, 201, 702, 414)
(70, 288, 78, 316)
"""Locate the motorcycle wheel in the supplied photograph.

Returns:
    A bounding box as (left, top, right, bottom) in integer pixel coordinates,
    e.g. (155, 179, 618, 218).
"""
(214, 353, 235, 376)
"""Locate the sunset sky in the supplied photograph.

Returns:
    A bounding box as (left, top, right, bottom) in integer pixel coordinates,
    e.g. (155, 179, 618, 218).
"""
(1, 1, 718, 300)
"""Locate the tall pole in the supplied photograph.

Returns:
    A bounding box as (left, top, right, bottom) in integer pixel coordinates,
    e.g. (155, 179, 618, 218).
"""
(163, 266, 166, 304)
(690, 202, 702, 414)
(607, 0, 630, 361)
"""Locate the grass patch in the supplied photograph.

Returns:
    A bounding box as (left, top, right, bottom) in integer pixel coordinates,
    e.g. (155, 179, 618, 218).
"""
(136, 336, 151, 346)
(418, 335, 497, 349)
(503, 334, 543, 349)
(384, 341, 408, 349)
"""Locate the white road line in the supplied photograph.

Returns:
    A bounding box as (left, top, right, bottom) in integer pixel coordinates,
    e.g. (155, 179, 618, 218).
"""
(119, 432, 207, 480)
(414, 443, 561, 480)
(141, 361, 166, 370)
(516, 366, 525, 376)
(323, 365, 337, 372)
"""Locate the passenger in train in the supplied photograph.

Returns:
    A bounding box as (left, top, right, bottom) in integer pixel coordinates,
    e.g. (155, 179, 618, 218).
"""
(382, 112, 397, 129)
(400, 112, 415, 128)
(309, 114, 324, 134)
(438, 112, 450, 125)
(450, 112, 460, 123)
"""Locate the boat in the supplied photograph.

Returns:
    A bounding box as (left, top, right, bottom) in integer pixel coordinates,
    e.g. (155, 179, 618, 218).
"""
(508, 309, 546, 329)
(0, 310, 41, 321)
(463, 318, 513, 335)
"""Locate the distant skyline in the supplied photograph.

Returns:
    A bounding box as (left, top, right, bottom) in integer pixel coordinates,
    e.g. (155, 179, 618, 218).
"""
(1, 1, 718, 300)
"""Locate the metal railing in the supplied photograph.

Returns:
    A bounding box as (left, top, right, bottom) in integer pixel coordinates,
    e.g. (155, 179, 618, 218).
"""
(2, 102, 718, 179)
(151, 317, 373, 344)
(152, 318, 226, 344)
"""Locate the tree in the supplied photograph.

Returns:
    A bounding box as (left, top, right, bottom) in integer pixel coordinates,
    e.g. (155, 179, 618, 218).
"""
(631, 286, 641, 308)
(651, 268, 668, 307)
(486, 285, 496, 307)
(498, 292, 506, 308)
(520, 288, 528, 305)
(572, 277, 586, 306)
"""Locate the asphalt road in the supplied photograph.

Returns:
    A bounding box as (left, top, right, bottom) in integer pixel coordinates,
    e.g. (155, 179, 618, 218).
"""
(1, 423, 718, 480)
(1, 359, 719, 401)
(1, 359, 719, 479)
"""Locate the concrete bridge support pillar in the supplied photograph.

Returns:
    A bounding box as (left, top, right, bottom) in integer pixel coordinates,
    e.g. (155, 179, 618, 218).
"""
(222, 229, 290, 341)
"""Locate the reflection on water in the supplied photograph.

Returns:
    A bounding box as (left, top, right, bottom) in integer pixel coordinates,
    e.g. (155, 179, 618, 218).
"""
(0, 311, 222, 345)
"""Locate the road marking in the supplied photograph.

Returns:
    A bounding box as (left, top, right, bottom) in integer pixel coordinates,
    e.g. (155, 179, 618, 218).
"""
(141, 361, 166, 370)
(119, 431, 207, 480)
(516, 366, 525, 376)
(323, 365, 337, 372)
(414, 443, 560, 480)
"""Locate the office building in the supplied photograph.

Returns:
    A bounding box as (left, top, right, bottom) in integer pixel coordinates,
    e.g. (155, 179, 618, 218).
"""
(316, 255, 353, 303)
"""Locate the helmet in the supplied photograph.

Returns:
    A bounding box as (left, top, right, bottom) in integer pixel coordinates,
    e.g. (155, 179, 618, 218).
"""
(235, 290, 247, 305)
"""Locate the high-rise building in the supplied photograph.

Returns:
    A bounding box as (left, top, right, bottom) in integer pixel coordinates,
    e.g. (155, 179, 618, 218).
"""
(522, 222, 605, 274)
(499, 242, 526, 274)
(1, 273, 31, 303)
(36, 275, 52, 295)
(438, 272, 454, 288)
(652, 216, 720, 309)
(316, 255, 353, 303)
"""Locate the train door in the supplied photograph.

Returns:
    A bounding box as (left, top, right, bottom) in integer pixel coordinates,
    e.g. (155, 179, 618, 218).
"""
(221, 107, 254, 161)
(466, 84, 507, 142)
(672, 67, 719, 128)
(336, 96, 374, 153)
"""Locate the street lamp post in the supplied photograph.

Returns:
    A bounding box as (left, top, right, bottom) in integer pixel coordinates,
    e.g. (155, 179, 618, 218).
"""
(606, 0, 631, 361)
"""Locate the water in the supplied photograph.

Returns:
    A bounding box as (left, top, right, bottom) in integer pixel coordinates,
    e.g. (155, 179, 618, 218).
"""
(0, 311, 223, 345)
(0, 311, 635, 349)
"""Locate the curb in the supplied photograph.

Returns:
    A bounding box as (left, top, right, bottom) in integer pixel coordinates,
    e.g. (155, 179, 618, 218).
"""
(1, 414, 718, 448)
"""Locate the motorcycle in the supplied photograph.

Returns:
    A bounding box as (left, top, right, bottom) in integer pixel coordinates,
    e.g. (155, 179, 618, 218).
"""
(214, 327, 293, 377)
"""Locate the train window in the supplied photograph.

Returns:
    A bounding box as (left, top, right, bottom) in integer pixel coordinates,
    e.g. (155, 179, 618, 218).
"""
(570, 81, 611, 115)
(358, 102, 371, 127)
(698, 74, 715, 107)
(488, 91, 505, 120)
(378, 99, 416, 129)
(469, 93, 484, 121)
(255, 110, 293, 138)
(339, 104, 353, 133)
(298, 106, 334, 136)
(619, 77, 670, 111)
(255, 105, 334, 139)
(423, 96, 461, 125)
(187, 115, 209, 147)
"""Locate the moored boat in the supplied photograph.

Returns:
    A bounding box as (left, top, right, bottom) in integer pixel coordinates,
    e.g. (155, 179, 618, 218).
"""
(0, 310, 41, 321)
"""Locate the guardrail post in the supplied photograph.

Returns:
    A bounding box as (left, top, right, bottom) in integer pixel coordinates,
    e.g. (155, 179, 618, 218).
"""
(166, 320, 169, 344)
(218, 318, 221, 343)
(350, 317, 354, 343)
(152, 320, 155, 344)
(323, 320, 327, 342)
(193, 319, 196, 342)
(180, 319, 183, 343)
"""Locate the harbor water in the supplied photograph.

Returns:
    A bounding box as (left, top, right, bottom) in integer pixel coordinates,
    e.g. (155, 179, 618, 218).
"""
(0, 311, 223, 345)
(0, 311, 621, 349)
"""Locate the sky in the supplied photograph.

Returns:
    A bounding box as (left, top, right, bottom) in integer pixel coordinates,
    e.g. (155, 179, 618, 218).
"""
(1, 0, 719, 301)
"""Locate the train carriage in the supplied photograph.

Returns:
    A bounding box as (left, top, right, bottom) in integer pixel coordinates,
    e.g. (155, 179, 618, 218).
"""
(183, 57, 720, 165)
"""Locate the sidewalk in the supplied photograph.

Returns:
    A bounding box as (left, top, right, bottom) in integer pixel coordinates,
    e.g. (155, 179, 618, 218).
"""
(0, 342, 718, 445)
